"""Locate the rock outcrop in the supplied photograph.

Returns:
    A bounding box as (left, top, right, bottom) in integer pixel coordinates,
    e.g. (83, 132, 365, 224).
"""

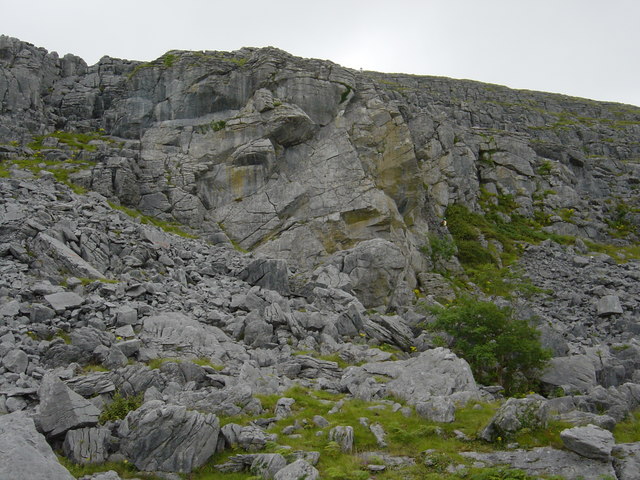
(1, 35, 640, 480)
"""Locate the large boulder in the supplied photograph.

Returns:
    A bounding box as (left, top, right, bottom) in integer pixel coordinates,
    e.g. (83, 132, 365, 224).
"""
(273, 459, 319, 480)
(36, 373, 101, 438)
(480, 396, 549, 442)
(335, 239, 407, 308)
(540, 355, 597, 394)
(0, 411, 75, 480)
(560, 424, 616, 461)
(462, 446, 617, 480)
(118, 400, 220, 473)
(63, 427, 111, 465)
(239, 257, 291, 296)
(378, 347, 478, 405)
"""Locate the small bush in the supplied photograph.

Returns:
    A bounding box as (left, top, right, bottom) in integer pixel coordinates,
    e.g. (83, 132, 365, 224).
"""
(429, 297, 551, 395)
(211, 120, 226, 131)
(100, 391, 143, 423)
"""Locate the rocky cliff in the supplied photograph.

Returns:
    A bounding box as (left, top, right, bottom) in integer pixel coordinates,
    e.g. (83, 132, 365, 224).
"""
(1, 35, 640, 480)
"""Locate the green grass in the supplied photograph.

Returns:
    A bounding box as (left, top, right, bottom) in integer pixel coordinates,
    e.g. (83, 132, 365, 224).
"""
(613, 410, 640, 443)
(58, 458, 163, 479)
(444, 195, 572, 296)
(99, 391, 144, 423)
(108, 202, 198, 239)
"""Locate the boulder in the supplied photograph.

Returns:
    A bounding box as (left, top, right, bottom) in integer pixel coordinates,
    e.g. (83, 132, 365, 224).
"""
(613, 443, 640, 480)
(33, 232, 103, 278)
(540, 355, 597, 394)
(329, 425, 354, 453)
(118, 400, 220, 473)
(63, 427, 111, 464)
(273, 459, 319, 480)
(560, 424, 615, 461)
(44, 291, 85, 312)
(239, 258, 290, 296)
(346, 348, 478, 404)
(462, 446, 617, 480)
(0, 411, 75, 480)
(480, 396, 549, 442)
(2, 348, 28, 373)
(597, 295, 623, 316)
(274, 397, 295, 419)
(250, 453, 288, 480)
(336, 239, 406, 308)
(415, 396, 456, 423)
(36, 373, 101, 437)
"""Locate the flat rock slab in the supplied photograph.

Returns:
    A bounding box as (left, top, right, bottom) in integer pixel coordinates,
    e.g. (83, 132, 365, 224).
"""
(33, 232, 103, 279)
(462, 446, 616, 480)
(36, 373, 100, 437)
(560, 424, 615, 461)
(0, 411, 75, 480)
(44, 291, 85, 311)
(597, 295, 623, 316)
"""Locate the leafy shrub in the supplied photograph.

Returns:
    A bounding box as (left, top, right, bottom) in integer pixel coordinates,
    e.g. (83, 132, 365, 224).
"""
(429, 297, 550, 395)
(99, 391, 143, 423)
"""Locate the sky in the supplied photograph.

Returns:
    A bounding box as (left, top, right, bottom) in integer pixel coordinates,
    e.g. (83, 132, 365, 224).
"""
(1, 0, 639, 107)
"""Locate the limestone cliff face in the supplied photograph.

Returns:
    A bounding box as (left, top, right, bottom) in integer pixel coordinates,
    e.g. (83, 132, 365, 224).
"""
(1, 35, 639, 306)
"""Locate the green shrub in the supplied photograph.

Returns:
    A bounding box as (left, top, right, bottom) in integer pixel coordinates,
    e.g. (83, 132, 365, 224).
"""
(99, 391, 143, 423)
(429, 297, 550, 395)
(211, 120, 226, 131)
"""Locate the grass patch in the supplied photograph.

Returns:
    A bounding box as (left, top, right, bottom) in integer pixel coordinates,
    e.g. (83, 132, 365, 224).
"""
(57, 458, 162, 479)
(108, 202, 198, 239)
(613, 410, 640, 443)
(28, 130, 110, 151)
(147, 357, 182, 370)
(444, 195, 572, 296)
(99, 391, 143, 423)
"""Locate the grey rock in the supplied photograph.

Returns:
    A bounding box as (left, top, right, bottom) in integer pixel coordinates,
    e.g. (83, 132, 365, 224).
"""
(370, 422, 387, 448)
(328, 425, 354, 453)
(480, 396, 549, 442)
(63, 426, 111, 464)
(613, 442, 640, 480)
(250, 453, 288, 480)
(597, 294, 623, 316)
(552, 410, 617, 431)
(44, 291, 85, 312)
(102, 345, 129, 369)
(274, 397, 295, 419)
(78, 472, 123, 480)
(462, 447, 616, 480)
(238, 425, 271, 452)
(273, 459, 319, 480)
(115, 339, 141, 357)
(540, 355, 597, 394)
(239, 258, 290, 296)
(66, 372, 116, 397)
(345, 348, 478, 404)
(118, 400, 220, 473)
(560, 424, 615, 461)
(0, 411, 75, 480)
(337, 239, 406, 308)
(415, 396, 456, 423)
(37, 373, 101, 437)
(312, 415, 330, 428)
(114, 305, 138, 326)
(33, 232, 103, 278)
(2, 348, 28, 373)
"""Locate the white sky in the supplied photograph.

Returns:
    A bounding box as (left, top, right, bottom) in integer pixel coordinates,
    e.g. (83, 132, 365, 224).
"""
(1, 0, 639, 107)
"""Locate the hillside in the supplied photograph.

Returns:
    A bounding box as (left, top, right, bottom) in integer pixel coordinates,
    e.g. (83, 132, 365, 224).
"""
(1, 35, 640, 480)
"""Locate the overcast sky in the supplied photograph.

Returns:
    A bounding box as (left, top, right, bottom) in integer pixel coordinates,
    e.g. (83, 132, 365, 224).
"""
(2, 0, 639, 107)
